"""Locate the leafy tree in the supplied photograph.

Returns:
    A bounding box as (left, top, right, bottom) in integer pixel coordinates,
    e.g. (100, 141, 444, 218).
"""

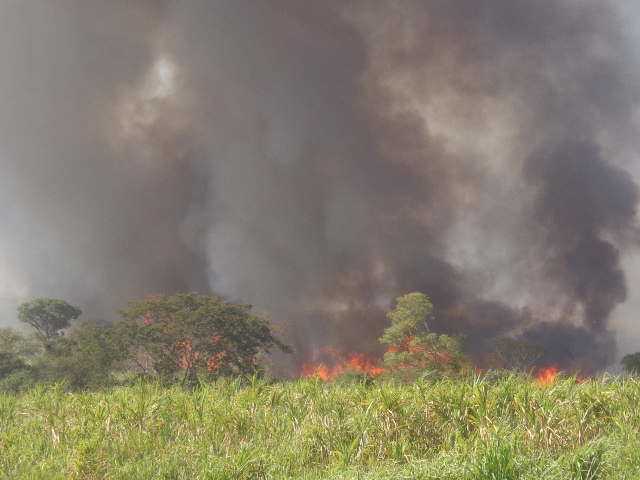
(0, 351, 25, 379)
(621, 351, 640, 376)
(380, 292, 434, 345)
(0, 327, 40, 392)
(486, 337, 546, 372)
(17, 298, 82, 341)
(0, 327, 41, 363)
(379, 293, 469, 380)
(37, 323, 128, 389)
(116, 293, 292, 386)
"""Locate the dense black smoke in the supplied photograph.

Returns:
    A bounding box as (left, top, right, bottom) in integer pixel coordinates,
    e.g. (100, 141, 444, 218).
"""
(525, 141, 638, 332)
(1, 1, 640, 373)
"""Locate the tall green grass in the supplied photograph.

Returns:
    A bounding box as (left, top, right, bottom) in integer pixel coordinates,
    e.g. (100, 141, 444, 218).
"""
(1, 374, 640, 479)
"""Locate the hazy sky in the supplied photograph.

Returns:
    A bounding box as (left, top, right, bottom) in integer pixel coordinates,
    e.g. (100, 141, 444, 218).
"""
(2, 1, 640, 372)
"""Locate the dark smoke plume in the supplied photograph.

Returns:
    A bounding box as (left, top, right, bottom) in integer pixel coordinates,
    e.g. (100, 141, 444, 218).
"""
(1, 1, 640, 373)
(525, 140, 638, 333)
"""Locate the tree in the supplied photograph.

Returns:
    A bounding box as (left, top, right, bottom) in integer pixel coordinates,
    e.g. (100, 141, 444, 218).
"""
(17, 298, 82, 341)
(116, 293, 292, 386)
(486, 337, 546, 372)
(379, 293, 469, 380)
(37, 323, 128, 389)
(0, 327, 40, 363)
(621, 351, 640, 376)
(0, 327, 40, 392)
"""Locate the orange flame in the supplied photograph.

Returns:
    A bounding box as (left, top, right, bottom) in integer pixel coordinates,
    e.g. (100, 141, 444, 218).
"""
(301, 346, 384, 380)
(172, 337, 229, 373)
(536, 365, 558, 385)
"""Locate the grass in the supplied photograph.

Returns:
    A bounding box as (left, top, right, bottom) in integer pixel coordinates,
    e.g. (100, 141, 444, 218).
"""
(1, 373, 640, 479)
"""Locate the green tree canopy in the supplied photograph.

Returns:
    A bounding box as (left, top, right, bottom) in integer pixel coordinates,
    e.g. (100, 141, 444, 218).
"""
(379, 293, 469, 380)
(0, 327, 39, 377)
(0, 327, 40, 361)
(17, 298, 82, 341)
(379, 292, 434, 346)
(0, 327, 40, 392)
(621, 351, 640, 376)
(37, 323, 128, 389)
(117, 293, 292, 385)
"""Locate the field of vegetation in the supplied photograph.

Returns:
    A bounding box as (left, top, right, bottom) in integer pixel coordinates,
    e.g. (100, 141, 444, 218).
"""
(2, 373, 640, 479)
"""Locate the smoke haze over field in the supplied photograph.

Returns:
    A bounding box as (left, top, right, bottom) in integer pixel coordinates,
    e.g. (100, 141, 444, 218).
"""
(2, 1, 640, 372)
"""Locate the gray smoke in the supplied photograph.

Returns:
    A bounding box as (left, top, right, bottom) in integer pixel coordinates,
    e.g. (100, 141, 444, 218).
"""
(1, 1, 640, 373)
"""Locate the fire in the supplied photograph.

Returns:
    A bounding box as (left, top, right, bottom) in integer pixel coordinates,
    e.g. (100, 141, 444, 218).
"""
(536, 365, 558, 385)
(301, 338, 458, 380)
(301, 346, 384, 380)
(173, 337, 228, 373)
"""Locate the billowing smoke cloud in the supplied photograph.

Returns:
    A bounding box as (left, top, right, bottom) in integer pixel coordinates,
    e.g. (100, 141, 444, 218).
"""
(1, 1, 640, 373)
(525, 141, 638, 331)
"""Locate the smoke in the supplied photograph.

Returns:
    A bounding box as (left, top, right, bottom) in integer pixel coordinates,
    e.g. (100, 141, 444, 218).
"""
(1, 1, 640, 372)
(524, 140, 638, 332)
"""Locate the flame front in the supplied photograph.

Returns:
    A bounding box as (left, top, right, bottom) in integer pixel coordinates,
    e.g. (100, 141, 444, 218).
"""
(536, 366, 558, 385)
(301, 346, 384, 380)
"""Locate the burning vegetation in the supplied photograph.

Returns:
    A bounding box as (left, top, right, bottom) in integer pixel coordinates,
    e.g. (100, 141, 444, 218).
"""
(2, 1, 640, 380)
(0, 291, 629, 394)
(301, 346, 383, 380)
(300, 293, 595, 382)
(536, 366, 560, 386)
(117, 293, 293, 387)
(301, 347, 584, 385)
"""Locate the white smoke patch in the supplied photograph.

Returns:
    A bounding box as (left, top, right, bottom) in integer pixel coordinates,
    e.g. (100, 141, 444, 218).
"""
(0, 244, 30, 326)
(109, 53, 194, 172)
